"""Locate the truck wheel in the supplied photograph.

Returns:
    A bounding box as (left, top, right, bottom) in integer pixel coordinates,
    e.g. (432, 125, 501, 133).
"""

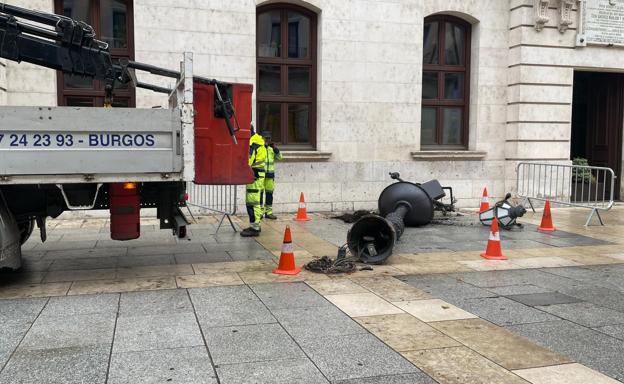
(177, 225, 187, 239)
(18, 219, 35, 245)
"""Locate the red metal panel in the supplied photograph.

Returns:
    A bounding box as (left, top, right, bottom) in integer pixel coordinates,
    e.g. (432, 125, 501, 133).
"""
(193, 82, 254, 185)
(109, 183, 140, 240)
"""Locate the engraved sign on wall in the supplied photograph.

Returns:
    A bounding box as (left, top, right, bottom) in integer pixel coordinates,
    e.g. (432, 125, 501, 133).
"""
(577, 0, 624, 46)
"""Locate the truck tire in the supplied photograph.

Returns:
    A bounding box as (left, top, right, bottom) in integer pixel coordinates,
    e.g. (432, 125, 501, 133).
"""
(18, 219, 35, 245)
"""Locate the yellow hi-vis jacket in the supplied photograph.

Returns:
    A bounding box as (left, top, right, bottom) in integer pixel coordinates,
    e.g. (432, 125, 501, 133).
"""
(265, 145, 282, 179)
(248, 133, 267, 173)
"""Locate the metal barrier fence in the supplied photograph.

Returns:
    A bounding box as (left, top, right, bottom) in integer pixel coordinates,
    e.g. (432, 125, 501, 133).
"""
(185, 183, 238, 233)
(516, 162, 615, 226)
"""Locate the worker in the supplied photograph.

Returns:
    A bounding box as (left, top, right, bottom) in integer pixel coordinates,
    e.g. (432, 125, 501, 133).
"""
(241, 129, 267, 237)
(261, 130, 282, 219)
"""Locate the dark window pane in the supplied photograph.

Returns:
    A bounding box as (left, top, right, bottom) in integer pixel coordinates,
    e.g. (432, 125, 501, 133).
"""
(444, 73, 464, 100)
(100, 0, 128, 49)
(258, 11, 281, 57)
(445, 23, 465, 65)
(287, 12, 310, 58)
(422, 72, 438, 99)
(64, 74, 94, 89)
(66, 97, 95, 107)
(61, 0, 92, 23)
(259, 65, 281, 95)
(423, 21, 438, 64)
(421, 107, 437, 145)
(258, 103, 281, 143)
(288, 104, 310, 143)
(288, 67, 310, 96)
(442, 107, 462, 144)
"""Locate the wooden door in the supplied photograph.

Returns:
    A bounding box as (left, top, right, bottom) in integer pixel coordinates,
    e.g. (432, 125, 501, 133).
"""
(585, 73, 624, 200)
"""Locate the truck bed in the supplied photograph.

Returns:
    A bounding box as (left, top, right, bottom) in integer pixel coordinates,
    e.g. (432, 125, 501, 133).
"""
(0, 105, 192, 185)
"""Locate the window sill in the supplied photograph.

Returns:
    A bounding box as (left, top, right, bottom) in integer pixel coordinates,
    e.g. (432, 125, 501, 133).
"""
(281, 150, 332, 162)
(411, 150, 487, 161)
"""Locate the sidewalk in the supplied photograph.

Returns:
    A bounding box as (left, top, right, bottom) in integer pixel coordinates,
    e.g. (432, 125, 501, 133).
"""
(0, 207, 623, 383)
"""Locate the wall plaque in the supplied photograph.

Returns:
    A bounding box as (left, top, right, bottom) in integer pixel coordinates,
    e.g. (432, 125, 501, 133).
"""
(577, 0, 624, 46)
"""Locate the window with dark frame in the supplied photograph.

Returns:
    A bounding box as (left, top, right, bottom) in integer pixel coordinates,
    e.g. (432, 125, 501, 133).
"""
(54, 0, 135, 107)
(257, 4, 317, 148)
(421, 16, 471, 149)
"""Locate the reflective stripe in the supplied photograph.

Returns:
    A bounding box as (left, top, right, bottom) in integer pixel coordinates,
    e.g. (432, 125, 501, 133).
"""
(246, 189, 259, 193)
(299, 202, 306, 209)
(265, 172, 275, 179)
(489, 231, 500, 241)
(281, 242, 294, 253)
(482, 196, 489, 203)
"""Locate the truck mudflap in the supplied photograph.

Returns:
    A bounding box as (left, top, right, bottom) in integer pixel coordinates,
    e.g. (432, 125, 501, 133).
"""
(0, 191, 21, 270)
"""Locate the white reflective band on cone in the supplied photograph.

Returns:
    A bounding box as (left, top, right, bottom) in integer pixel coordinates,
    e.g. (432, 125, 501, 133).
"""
(298, 203, 306, 209)
(482, 196, 488, 202)
(282, 243, 294, 253)
(489, 232, 500, 241)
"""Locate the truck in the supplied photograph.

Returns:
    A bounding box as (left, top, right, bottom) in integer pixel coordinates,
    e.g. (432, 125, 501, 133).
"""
(0, 4, 254, 270)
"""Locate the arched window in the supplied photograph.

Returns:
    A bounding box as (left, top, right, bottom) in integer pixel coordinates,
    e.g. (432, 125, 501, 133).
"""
(257, 4, 317, 148)
(422, 16, 471, 148)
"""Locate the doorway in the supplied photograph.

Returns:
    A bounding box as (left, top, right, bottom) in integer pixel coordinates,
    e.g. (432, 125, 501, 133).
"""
(571, 71, 624, 200)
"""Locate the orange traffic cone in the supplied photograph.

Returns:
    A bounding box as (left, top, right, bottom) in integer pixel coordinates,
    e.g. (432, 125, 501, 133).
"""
(479, 187, 490, 213)
(538, 200, 556, 232)
(273, 226, 301, 275)
(481, 218, 507, 260)
(294, 192, 310, 222)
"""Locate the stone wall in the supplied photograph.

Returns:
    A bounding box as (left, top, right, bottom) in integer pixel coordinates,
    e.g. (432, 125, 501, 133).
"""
(2, 0, 622, 213)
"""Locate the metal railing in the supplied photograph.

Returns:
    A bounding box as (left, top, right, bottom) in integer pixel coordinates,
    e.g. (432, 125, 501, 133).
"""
(185, 183, 238, 233)
(516, 162, 615, 226)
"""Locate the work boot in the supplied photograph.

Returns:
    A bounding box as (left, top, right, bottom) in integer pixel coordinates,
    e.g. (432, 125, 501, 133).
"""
(265, 213, 278, 220)
(240, 227, 261, 237)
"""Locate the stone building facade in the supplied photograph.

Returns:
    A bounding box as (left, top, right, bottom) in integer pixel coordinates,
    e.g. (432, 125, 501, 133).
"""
(2, 0, 624, 212)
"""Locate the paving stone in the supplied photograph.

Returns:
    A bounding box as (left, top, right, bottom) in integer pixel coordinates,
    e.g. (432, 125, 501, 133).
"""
(513, 363, 622, 384)
(510, 256, 582, 269)
(506, 292, 582, 307)
(403, 346, 529, 384)
(190, 285, 276, 327)
(594, 324, 624, 340)
(204, 323, 305, 365)
(40, 294, 119, 317)
(0, 319, 34, 367)
(0, 298, 47, 322)
(299, 333, 419, 381)
(108, 346, 217, 384)
(431, 318, 570, 370)
(116, 254, 175, 267)
(306, 279, 368, 295)
(272, 305, 365, 341)
(0, 346, 109, 384)
(251, 282, 331, 310)
(452, 296, 559, 326)
(114, 313, 204, 353)
(393, 299, 477, 322)
(401, 274, 496, 301)
(351, 276, 431, 301)
(325, 293, 403, 317)
(536, 302, 624, 327)
(174, 251, 232, 264)
(228, 249, 275, 261)
(49, 257, 117, 271)
(536, 237, 609, 247)
(68, 276, 177, 295)
(333, 373, 438, 384)
(355, 314, 461, 352)
(119, 289, 193, 316)
(43, 268, 117, 283)
(44, 247, 127, 260)
(539, 266, 601, 282)
(0, 282, 71, 299)
(486, 285, 554, 296)
(508, 320, 624, 381)
(557, 286, 624, 312)
(216, 358, 329, 384)
(448, 270, 540, 288)
(176, 273, 244, 289)
(20, 312, 116, 350)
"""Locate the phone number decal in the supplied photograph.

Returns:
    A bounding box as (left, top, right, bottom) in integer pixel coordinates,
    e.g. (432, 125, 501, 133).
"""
(0, 133, 156, 148)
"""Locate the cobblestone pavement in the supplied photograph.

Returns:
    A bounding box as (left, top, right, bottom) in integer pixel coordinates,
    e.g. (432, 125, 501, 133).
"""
(0, 207, 623, 383)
